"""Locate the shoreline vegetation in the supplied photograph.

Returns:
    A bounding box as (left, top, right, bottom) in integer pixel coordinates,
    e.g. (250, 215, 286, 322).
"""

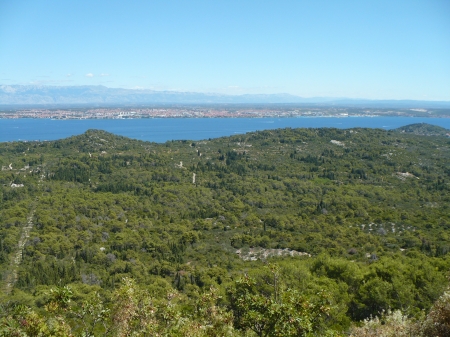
(0, 124, 449, 335)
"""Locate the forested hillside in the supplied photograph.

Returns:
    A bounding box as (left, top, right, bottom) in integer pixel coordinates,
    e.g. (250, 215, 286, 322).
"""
(0, 125, 449, 336)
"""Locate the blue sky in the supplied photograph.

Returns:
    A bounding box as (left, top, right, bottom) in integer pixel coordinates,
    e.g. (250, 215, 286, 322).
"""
(1, 0, 449, 100)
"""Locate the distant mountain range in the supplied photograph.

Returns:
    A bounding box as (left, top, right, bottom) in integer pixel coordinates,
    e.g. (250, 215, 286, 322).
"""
(1, 85, 450, 108)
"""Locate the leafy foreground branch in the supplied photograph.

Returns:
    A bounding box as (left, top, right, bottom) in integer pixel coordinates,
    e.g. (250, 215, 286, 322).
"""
(0, 272, 341, 337)
(348, 290, 450, 337)
(2, 274, 450, 337)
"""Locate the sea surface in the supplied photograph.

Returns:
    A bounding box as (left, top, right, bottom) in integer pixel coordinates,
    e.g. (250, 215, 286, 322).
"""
(0, 117, 449, 143)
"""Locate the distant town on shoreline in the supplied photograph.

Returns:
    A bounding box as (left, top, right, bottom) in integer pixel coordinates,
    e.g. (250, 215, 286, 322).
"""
(1, 106, 450, 119)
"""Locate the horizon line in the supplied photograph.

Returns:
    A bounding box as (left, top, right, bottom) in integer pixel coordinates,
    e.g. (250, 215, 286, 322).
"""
(1, 83, 450, 103)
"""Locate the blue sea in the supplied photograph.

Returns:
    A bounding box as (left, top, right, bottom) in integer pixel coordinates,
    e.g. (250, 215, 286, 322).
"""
(0, 117, 449, 143)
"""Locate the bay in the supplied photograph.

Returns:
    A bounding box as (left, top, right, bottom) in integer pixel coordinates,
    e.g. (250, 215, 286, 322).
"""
(0, 117, 449, 143)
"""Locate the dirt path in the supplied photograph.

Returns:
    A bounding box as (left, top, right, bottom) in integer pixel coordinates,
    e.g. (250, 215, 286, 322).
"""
(3, 205, 36, 294)
(3, 176, 42, 294)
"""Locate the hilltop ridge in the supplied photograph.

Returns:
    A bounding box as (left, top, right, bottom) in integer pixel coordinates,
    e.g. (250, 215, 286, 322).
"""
(395, 123, 449, 136)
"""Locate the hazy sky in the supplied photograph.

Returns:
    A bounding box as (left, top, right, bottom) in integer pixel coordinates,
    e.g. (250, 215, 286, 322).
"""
(1, 0, 449, 100)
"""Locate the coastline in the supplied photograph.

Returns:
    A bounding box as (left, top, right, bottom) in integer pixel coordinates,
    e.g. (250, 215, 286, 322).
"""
(1, 117, 449, 143)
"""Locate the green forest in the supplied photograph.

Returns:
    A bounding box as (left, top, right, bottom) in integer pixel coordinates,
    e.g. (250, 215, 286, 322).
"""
(0, 123, 449, 336)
